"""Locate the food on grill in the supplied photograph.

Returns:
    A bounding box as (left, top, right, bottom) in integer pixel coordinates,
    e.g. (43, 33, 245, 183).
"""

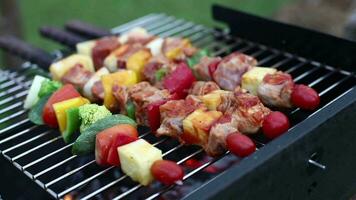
(28, 93, 52, 125)
(151, 160, 184, 185)
(262, 111, 290, 139)
(126, 48, 152, 81)
(78, 104, 112, 132)
(291, 84, 320, 110)
(95, 124, 138, 166)
(241, 67, 277, 95)
(38, 79, 63, 98)
(118, 139, 163, 186)
(162, 62, 196, 98)
(42, 84, 81, 127)
(101, 70, 138, 110)
(226, 133, 256, 157)
(49, 54, 94, 80)
(63, 107, 81, 143)
(182, 109, 223, 145)
(83, 67, 109, 101)
(53, 97, 89, 133)
(72, 114, 136, 155)
(61, 64, 93, 91)
(23, 75, 49, 109)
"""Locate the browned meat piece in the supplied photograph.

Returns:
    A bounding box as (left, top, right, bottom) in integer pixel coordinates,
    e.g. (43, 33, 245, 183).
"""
(114, 43, 144, 69)
(216, 91, 236, 113)
(163, 38, 197, 60)
(157, 95, 206, 138)
(206, 114, 239, 156)
(213, 52, 257, 90)
(91, 81, 104, 102)
(112, 84, 129, 114)
(92, 36, 120, 70)
(193, 56, 222, 81)
(142, 55, 170, 86)
(189, 81, 220, 96)
(257, 72, 294, 108)
(129, 82, 171, 126)
(229, 88, 271, 134)
(61, 64, 93, 91)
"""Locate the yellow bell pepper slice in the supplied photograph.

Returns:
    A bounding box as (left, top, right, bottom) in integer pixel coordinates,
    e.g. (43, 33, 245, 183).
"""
(126, 49, 152, 81)
(53, 97, 90, 133)
(101, 70, 138, 110)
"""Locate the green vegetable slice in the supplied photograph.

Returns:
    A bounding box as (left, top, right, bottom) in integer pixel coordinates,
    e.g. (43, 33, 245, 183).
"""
(155, 68, 167, 81)
(38, 80, 62, 98)
(63, 107, 81, 143)
(187, 49, 210, 68)
(72, 114, 137, 155)
(125, 101, 136, 120)
(28, 94, 51, 125)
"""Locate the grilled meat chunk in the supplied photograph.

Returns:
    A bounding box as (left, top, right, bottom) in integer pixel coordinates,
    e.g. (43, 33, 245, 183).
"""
(92, 36, 120, 70)
(206, 114, 239, 156)
(189, 81, 220, 96)
(157, 95, 206, 138)
(129, 82, 171, 126)
(213, 52, 257, 90)
(229, 88, 271, 134)
(257, 72, 294, 108)
(112, 84, 130, 114)
(193, 56, 222, 81)
(91, 81, 104, 101)
(61, 64, 93, 91)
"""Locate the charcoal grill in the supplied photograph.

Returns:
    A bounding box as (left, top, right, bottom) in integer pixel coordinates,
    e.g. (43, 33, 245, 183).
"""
(1, 4, 356, 200)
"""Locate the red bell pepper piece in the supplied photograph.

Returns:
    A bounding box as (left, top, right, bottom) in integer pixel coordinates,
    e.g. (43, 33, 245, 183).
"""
(146, 93, 180, 132)
(163, 62, 196, 99)
(42, 84, 81, 127)
(95, 124, 138, 166)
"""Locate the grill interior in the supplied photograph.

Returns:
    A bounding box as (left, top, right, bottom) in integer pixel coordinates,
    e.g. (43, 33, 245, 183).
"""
(0, 13, 356, 200)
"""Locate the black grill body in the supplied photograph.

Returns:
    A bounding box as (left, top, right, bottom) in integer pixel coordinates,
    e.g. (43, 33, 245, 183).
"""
(0, 4, 356, 200)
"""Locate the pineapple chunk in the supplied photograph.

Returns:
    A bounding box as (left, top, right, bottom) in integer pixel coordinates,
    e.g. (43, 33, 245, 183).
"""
(182, 109, 222, 144)
(76, 40, 96, 56)
(200, 90, 230, 111)
(118, 139, 162, 186)
(126, 49, 152, 81)
(50, 54, 94, 80)
(241, 67, 277, 95)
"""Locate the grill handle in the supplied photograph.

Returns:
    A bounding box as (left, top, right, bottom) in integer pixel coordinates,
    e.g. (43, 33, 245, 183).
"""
(65, 20, 111, 39)
(0, 35, 54, 68)
(39, 26, 85, 49)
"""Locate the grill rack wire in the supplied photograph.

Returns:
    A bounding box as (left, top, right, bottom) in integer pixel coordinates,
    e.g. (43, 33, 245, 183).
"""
(0, 13, 355, 200)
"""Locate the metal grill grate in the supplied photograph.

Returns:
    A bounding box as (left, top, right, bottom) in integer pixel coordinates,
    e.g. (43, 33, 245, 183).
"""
(0, 13, 355, 200)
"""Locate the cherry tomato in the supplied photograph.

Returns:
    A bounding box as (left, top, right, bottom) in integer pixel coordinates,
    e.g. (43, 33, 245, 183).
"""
(95, 124, 138, 166)
(151, 160, 184, 185)
(42, 84, 81, 127)
(291, 84, 320, 110)
(262, 111, 290, 139)
(226, 133, 256, 157)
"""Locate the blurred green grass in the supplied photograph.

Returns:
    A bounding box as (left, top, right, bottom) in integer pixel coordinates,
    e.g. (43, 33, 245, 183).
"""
(1, 0, 292, 66)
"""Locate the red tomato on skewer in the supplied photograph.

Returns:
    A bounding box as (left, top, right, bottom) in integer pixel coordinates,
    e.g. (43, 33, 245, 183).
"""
(42, 84, 81, 127)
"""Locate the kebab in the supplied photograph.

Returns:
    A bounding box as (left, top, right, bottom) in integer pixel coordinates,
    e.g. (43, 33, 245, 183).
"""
(42, 26, 320, 111)
(0, 33, 306, 186)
